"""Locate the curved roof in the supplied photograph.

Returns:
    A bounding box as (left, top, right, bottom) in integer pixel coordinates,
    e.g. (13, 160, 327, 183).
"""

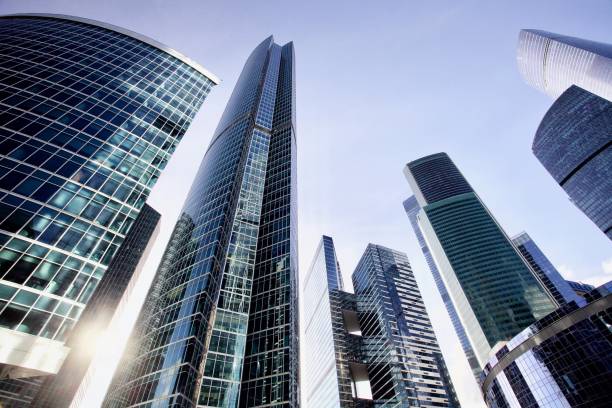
(1, 13, 220, 84)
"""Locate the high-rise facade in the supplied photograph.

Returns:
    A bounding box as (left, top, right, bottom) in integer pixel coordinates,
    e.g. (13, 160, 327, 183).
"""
(481, 283, 612, 408)
(303, 236, 460, 407)
(532, 85, 612, 240)
(517, 29, 612, 100)
(0, 12, 217, 400)
(403, 153, 556, 368)
(403, 196, 480, 379)
(302, 236, 353, 407)
(511, 232, 581, 306)
(567, 280, 596, 300)
(103, 36, 298, 408)
(32, 204, 160, 407)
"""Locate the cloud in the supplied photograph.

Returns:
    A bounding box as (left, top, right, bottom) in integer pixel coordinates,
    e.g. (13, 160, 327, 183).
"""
(602, 258, 612, 275)
(556, 264, 576, 280)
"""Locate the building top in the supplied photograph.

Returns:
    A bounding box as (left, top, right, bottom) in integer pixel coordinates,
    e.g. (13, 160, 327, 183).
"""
(404, 152, 473, 207)
(517, 29, 612, 100)
(522, 29, 612, 59)
(533, 85, 612, 184)
(1, 13, 220, 84)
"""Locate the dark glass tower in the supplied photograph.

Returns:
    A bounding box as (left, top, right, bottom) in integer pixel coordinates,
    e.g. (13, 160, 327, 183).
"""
(481, 283, 612, 408)
(403, 196, 481, 379)
(32, 203, 160, 407)
(0, 13, 217, 402)
(103, 36, 298, 408)
(511, 231, 581, 306)
(403, 153, 556, 368)
(533, 85, 612, 240)
(303, 236, 460, 407)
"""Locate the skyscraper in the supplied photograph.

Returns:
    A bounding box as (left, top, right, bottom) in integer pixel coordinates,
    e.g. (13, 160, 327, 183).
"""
(532, 85, 612, 240)
(0, 13, 217, 403)
(303, 236, 460, 407)
(511, 231, 581, 306)
(517, 29, 612, 100)
(403, 196, 481, 379)
(481, 283, 612, 408)
(32, 204, 161, 407)
(403, 153, 556, 368)
(103, 36, 298, 408)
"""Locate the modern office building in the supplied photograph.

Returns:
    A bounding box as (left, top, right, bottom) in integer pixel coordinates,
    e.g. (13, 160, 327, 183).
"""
(32, 204, 160, 407)
(511, 232, 581, 305)
(481, 283, 612, 408)
(403, 153, 556, 368)
(403, 196, 481, 379)
(0, 13, 217, 405)
(567, 280, 596, 300)
(303, 236, 460, 407)
(517, 29, 612, 101)
(103, 36, 298, 408)
(532, 85, 612, 240)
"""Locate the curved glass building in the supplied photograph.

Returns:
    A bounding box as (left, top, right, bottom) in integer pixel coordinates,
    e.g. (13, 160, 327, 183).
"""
(481, 283, 612, 408)
(533, 85, 612, 240)
(103, 36, 298, 408)
(517, 29, 612, 101)
(0, 12, 217, 400)
(403, 153, 556, 368)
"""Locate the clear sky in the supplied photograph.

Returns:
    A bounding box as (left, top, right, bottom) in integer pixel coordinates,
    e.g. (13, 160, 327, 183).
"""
(3, 1, 611, 407)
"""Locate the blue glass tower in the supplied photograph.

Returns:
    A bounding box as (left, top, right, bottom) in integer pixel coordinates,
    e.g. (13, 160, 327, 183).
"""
(0, 13, 217, 400)
(511, 232, 581, 306)
(103, 36, 298, 408)
(532, 85, 612, 240)
(404, 153, 556, 368)
(403, 196, 481, 379)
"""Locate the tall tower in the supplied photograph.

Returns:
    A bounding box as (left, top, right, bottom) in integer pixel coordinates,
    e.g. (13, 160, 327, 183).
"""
(511, 231, 581, 306)
(532, 85, 612, 240)
(0, 13, 217, 405)
(517, 29, 612, 100)
(403, 196, 480, 379)
(303, 236, 460, 407)
(103, 36, 298, 408)
(403, 153, 556, 368)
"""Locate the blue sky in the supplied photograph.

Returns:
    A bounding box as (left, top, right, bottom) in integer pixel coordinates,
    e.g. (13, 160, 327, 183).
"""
(3, 1, 611, 406)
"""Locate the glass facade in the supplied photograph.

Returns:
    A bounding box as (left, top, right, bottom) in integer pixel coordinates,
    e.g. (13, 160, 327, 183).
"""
(32, 203, 160, 407)
(404, 153, 556, 367)
(303, 237, 460, 407)
(511, 232, 580, 306)
(403, 196, 481, 379)
(352, 244, 460, 407)
(481, 283, 612, 408)
(567, 280, 595, 300)
(0, 13, 217, 395)
(302, 236, 349, 407)
(103, 36, 298, 408)
(517, 29, 612, 101)
(532, 85, 612, 240)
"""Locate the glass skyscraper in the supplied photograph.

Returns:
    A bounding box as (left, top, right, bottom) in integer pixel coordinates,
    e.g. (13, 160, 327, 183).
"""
(303, 236, 460, 407)
(403, 153, 556, 368)
(32, 203, 161, 407)
(403, 196, 481, 379)
(517, 29, 612, 101)
(511, 232, 581, 306)
(532, 85, 612, 240)
(481, 283, 612, 408)
(0, 12, 217, 402)
(103, 36, 298, 408)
